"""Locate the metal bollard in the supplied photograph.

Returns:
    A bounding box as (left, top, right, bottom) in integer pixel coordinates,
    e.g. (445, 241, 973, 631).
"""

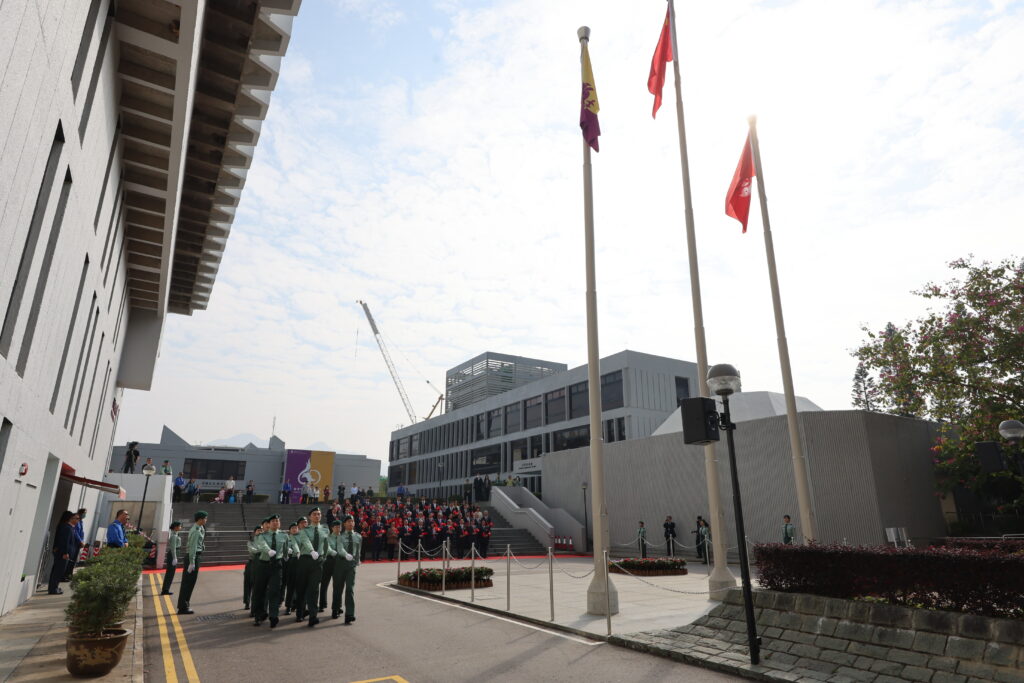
(471, 543, 476, 603)
(603, 550, 611, 636)
(548, 547, 554, 622)
(417, 541, 422, 589)
(441, 541, 447, 595)
(506, 544, 511, 611)
(396, 541, 402, 582)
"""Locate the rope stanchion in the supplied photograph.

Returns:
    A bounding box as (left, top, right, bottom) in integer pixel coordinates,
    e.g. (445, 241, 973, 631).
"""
(416, 541, 422, 589)
(606, 558, 713, 595)
(441, 541, 447, 595)
(505, 544, 511, 611)
(396, 540, 402, 582)
(470, 543, 476, 603)
(548, 547, 554, 622)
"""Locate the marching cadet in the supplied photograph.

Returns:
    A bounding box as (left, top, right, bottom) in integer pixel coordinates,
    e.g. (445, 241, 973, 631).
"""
(283, 521, 302, 616)
(159, 521, 182, 595)
(331, 515, 360, 624)
(289, 517, 309, 617)
(319, 520, 341, 611)
(176, 511, 207, 615)
(253, 515, 288, 628)
(297, 508, 328, 627)
(244, 525, 263, 613)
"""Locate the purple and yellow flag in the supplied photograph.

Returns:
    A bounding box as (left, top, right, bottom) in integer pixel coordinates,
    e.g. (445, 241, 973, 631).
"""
(580, 42, 601, 152)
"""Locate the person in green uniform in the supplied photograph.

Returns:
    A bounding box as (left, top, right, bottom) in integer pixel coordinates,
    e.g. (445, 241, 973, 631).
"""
(159, 521, 182, 595)
(782, 515, 796, 544)
(244, 525, 263, 613)
(284, 519, 304, 616)
(320, 520, 341, 612)
(177, 511, 207, 614)
(298, 507, 328, 627)
(331, 514, 361, 624)
(253, 515, 289, 628)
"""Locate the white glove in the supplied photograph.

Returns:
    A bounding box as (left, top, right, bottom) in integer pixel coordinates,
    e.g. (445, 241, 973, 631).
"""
(310, 551, 319, 560)
(171, 559, 177, 567)
(344, 553, 353, 562)
(327, 548, 337, 556)
(187, 564, 196, 573)
(268, 549, 277, 558)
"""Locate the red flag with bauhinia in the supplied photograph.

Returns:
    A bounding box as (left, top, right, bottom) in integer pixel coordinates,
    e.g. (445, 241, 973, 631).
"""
(726, 134, 755, 232)
(648, 9, 672, 118)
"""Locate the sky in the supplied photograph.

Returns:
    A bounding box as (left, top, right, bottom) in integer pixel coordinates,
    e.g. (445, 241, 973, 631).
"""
(114, 0, 1024, 473)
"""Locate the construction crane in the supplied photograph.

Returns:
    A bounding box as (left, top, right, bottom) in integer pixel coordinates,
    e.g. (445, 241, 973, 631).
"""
(357, 300, 419, 425)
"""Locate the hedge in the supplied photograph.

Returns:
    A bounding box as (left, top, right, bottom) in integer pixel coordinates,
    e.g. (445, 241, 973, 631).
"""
(944, 538, 1024, 554)
(754, 543, 1024, 619)
(610, 557, 688, 571)
(399, 566, 494, 584)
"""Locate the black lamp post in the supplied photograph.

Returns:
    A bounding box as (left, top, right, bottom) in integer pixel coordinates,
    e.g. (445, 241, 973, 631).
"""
(707, 363, 760, 666)
(581, 481, 589, 551)
(138, 461, 156, 536)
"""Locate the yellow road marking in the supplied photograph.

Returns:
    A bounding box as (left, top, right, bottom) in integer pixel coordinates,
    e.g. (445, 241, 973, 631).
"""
(347, 677, 411, 683)
(163, 594, 201, 683)
(146, 574, 178, 683)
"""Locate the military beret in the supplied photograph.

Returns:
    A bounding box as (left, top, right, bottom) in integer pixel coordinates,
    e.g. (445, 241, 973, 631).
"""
(329, 520, 342, 528)
(296, 516, 308, 524)
(194, 510, 208, 520)
(265, 514, 279, 522)
(343, 514, 354, 523)
(169, 521, 182, 529)
(253, 526, 263, 533)
(288, 523, 298, 529)
(308, 507, 321, 515)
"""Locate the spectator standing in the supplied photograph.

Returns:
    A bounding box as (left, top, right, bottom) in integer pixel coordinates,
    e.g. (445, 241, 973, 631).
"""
(663, 516, 677, 557)
(159, 460, 173, 475)
(186, 478, 199, 502)
(349, 482, 359, 503)
(696, 519, 711, 564)
(106, 509, 129, 547)
(782, 515, 796, 544)
(637, 521, 648, 558)
(366, 486, 375, 499)
(245, 480, 255, 504)
(225, 476, 236, 502)
(280, 481, 292, 504)
(173, 473, 186, 502)
(65, 508, 87, 580)
(323, 485, 331, 504)
(121, 442, 139, 473)
(48, 511, 80, 594)
(484, 475, 492, 501)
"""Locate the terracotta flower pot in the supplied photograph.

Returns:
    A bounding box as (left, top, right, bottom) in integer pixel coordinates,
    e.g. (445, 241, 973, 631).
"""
(66, 628, 131, 677)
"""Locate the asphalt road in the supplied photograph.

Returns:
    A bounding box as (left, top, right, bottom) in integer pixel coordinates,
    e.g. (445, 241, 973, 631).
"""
(142, 564, 742, 683)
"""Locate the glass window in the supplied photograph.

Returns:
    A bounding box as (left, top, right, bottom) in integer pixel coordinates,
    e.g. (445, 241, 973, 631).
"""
(488, 408, 503, 438)
(183, 458, 245, 481)
(505, 402, 521, 433)
(510, 438, 527, 462)
(605, 419, 615, 443)
(552, 425, 590, 451)
(398, 438, 409, 459)
(408, 460, 418, 485)
(476, 413, 487, 441)
(529, 434, 543, 458)
(601, 370, 624, 410)
(524, 396, 543, 429)
(675, 376, 690, 405)
(411, 433, 420, 456)
(388, 464, 406, 486)
(545, 388, 566, 424)
(617, 416, 626, 441)
(569, 381, 589, 419)
(471, 444, 501, 475)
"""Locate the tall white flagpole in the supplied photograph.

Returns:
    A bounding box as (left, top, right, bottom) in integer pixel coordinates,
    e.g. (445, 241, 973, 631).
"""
(667, 0, 736, 596)
(578, 26, 618, 616)
(747, 115, 817, 541)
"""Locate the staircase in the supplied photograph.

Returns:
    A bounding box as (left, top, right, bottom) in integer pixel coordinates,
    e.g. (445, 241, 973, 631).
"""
(479, 505, 548, 557)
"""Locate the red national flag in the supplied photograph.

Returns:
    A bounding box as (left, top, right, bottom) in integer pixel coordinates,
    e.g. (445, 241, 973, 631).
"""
(726, 134, 755, 232)
(648, 9, 672, 119)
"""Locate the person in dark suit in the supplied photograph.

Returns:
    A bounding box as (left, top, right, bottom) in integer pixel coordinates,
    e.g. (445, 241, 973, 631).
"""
(48, 511, 80, 594)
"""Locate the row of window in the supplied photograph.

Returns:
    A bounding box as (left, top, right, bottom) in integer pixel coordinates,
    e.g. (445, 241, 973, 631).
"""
(387, 418, 627, 488)
(182, 458, 247, 482)
(389, 371, 627, 461)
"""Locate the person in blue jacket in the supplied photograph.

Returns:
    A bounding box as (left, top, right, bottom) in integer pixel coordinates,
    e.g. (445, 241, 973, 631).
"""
(48, 511, 81, 594)
(106, 509, 129, 547)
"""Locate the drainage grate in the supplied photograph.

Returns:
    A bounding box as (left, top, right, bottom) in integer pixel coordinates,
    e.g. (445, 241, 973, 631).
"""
(194, 612, 239, 623)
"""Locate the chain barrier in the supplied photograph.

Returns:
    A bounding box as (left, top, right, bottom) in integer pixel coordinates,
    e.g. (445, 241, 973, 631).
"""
(607, 558, 713, 595)
(508, 549, 547, 570)
(550, 555, 596, 579)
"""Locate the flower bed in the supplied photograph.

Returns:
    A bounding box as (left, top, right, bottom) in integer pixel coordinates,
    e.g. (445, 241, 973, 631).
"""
(609, 557, 688, 576)
(397, 566, 494, 591)
(755, 543, 1024, 619)
(944, 538, 1024, 554)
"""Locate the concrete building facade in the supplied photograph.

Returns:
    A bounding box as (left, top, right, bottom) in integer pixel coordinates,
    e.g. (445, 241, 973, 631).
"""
(127, 426, 381, 507)
(0, 0, 300, 616)
(388, 350, 701, 498)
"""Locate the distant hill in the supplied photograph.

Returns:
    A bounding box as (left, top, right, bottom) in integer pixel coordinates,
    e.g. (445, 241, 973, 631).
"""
(207, 433, 268, 448)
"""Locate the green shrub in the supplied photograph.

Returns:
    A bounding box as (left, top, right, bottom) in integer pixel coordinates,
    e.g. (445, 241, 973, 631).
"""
(66, 544, 144, 635)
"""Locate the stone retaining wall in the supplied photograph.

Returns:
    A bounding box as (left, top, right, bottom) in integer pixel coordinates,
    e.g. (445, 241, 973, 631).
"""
(614, 589, 1024, 683)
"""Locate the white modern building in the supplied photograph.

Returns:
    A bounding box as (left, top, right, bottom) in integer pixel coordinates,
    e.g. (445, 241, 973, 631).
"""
(0, 0, 301, 616)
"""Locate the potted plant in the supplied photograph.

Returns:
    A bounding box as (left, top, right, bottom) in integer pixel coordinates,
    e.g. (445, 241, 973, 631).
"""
(65, 543, 142, 676)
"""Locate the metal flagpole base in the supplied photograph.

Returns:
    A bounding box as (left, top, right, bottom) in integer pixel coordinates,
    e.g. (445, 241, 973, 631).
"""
(586, 573, 619, 615)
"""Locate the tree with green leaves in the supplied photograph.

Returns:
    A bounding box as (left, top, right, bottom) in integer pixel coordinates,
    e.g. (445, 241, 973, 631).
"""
(852, 257, 1024, 512)
(850, 361, 878, 412)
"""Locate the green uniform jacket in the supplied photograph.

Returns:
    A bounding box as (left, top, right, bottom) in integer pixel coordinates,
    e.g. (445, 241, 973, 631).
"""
(287, 533, 301, 557)
(254, 530, 290, 561)
(298, 524, 330, 560)
(331, 530, 361, 567)
(247, 539, 260, 559)
(186, 524, 205, 564)
(167, 532, 181, 564)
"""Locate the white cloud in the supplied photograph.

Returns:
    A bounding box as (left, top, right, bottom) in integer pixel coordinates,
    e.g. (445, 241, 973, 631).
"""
(116, 0, 1024, 473)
